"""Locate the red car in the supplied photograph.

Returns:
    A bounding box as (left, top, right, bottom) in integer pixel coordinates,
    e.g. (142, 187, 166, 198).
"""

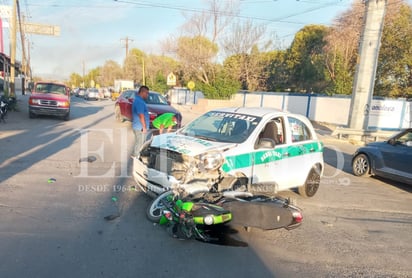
(114, 90, 182, 128)
(28, 81, 71, 121)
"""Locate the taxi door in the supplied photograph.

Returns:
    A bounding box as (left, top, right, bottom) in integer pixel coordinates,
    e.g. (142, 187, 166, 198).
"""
(250, 116, 291, 193)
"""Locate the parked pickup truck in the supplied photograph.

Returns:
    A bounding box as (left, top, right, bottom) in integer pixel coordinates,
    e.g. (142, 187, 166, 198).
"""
(28, 81, 71, 121)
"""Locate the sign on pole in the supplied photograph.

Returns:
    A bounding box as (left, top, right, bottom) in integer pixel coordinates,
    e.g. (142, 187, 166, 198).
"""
(0, 5, 11, 18)
(21, 22, 60, 36)
(187, 81, 195, 91)
(167, 72, 176, 86)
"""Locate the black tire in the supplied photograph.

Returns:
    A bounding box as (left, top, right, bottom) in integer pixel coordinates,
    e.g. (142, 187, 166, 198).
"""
(352, 153, 371, 177)
(29, 111, 35, 119)
(146, 191, 173, 222)
(298, 166, 321, 198)
(63, 112, 70, 121)
(115, 105, 122, 122)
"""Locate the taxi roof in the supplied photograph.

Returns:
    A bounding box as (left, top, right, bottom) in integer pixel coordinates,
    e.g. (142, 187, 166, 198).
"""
(210, 107, 290, 118)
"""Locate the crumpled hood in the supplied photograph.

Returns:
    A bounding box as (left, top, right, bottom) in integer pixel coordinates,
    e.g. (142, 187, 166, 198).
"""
(150, 133, 236, 156)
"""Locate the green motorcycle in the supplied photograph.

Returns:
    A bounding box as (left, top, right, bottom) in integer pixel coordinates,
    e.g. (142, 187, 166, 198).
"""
(150, 190, 232, 242)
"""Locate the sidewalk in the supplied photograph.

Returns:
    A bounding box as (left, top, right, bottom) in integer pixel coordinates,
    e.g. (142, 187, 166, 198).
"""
(175, 104, 202, 125)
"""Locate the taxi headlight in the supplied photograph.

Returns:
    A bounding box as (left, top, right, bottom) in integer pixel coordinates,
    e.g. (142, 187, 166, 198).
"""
(204, 215, 214, 225)
(199, 152, 224, 170)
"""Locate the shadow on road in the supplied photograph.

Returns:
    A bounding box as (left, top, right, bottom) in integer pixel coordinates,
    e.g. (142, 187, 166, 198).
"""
(0, 95, 107, 184)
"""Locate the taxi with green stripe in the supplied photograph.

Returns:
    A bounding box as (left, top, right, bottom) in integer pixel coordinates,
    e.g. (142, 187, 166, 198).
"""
(134, 107, 324, 198)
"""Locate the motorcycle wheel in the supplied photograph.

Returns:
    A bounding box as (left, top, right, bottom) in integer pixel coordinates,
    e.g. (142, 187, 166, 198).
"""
(146, 191, 174, 222)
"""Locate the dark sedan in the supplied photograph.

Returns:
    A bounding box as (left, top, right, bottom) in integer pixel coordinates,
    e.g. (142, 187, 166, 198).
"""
(114, 89, 182, 128)
(352, 128, 412, 185)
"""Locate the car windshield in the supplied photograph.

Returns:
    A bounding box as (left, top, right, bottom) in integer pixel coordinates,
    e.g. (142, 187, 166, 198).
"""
(146, 93, 168, 105)
(36, 84, 66, 95)
(178, 111, 260, 143)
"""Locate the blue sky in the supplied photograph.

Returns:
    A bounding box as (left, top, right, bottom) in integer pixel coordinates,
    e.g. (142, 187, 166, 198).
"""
(0, 0, 407, 81)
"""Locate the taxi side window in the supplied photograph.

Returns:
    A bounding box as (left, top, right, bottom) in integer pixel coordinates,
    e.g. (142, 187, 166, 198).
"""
(258, 117, 285, 145)
(288, 117, 312, 142)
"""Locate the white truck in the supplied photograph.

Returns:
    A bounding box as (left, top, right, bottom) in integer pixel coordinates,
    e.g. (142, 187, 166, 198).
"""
(112, 80, 134, 100)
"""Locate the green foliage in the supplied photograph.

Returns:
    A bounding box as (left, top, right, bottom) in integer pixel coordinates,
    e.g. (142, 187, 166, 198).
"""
(323, 53, 354, 95)
(286, 25, 329, 93)
(68, 73, 83, 88)
(196, 71, 241, 99)
(375, 3, 412, 97)
(148, 72, 168, 93)
(263, 50, 289, 91)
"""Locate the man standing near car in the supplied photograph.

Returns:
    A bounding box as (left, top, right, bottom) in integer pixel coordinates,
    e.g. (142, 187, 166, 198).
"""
(132, 85, 151, 157)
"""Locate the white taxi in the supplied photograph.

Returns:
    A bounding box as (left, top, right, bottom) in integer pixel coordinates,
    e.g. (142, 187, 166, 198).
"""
(133, 107, 324, 198)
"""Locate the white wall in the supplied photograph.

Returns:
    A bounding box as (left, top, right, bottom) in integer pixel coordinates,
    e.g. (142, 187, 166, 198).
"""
(180, 91, 412, 129)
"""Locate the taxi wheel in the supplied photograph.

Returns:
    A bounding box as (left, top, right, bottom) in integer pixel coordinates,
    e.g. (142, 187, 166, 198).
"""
(298, 167, 320, 198)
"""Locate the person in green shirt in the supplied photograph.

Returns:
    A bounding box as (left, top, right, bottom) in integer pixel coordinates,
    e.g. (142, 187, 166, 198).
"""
(152, 112, 177, 134)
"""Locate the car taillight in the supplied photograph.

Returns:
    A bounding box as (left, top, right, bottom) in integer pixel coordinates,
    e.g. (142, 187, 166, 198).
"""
(292, 211, 303, 223)
(149, 112, 157, 121)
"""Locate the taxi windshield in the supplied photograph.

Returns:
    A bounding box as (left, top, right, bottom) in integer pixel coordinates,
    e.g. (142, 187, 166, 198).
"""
(179, 111, 260, 143)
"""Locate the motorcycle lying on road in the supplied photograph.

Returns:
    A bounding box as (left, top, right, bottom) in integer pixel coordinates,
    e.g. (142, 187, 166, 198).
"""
(149, 185, 232, 242)
(147, 183, 303, 235)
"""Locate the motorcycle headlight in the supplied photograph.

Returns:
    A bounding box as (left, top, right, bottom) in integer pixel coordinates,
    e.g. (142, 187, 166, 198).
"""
(199, 152, 224, 170)
(204, 215, 214, 225)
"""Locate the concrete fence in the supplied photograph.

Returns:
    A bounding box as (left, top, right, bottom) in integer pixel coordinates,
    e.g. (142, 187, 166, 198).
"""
(180, 91, 411, 130)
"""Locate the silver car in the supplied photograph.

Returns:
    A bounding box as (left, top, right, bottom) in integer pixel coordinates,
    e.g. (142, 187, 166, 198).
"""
(85, 88, 100, 100)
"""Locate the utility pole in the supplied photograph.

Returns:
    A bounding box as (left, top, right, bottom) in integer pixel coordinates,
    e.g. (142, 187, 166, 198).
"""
(348, 0, 387, 131)
(26, 38, 32, 79)
(142, 57, 145, 85)
(10, 0, 17, 97)
(82, 60, 85, 87)
(120, 36, 133, 59)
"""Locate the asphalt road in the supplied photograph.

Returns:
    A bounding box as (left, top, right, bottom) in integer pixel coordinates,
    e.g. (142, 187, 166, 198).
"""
(0, 94, 411, 278)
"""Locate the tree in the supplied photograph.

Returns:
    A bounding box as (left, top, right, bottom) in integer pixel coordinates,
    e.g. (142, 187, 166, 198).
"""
(181, 0, 239, 42)
(124, 48, 146, 84)
(221, 19, 269, 91)
(323, 1, 363, 95)
(88, 67, 101, 87)
(286, 25, 329, 93)
(196, 66, 240, 99)
(100, 60, 123, 87)
(375, 1, 412, 97)
(68, 73, 83, 88)
(263, 50, 289, 92)
(176, 36, 218, 84)
(145, 54, 179, 93)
